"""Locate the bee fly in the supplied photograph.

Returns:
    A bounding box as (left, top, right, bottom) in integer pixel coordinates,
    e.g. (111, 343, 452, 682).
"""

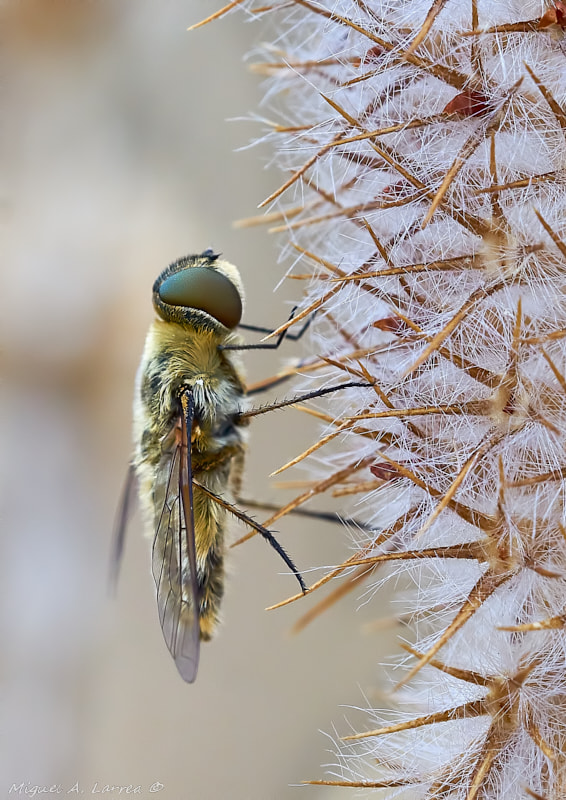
(114, 250, 308, 683)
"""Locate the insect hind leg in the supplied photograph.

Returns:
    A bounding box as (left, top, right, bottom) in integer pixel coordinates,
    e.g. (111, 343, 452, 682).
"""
(193, 479, 306, 593)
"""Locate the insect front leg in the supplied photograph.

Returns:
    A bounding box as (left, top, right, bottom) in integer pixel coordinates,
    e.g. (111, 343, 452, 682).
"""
(220, 307, 315, 352)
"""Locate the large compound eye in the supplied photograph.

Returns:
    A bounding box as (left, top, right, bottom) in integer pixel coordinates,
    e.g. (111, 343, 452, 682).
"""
(159, 267, 242, 329)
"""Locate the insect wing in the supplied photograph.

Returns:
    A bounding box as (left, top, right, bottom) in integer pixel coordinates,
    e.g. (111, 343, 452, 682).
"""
(109, 463, 137, 592)
(151, 396, 200, 682)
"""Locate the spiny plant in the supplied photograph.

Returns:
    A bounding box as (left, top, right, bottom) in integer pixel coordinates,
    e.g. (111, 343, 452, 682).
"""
(193, 1, 566, 797)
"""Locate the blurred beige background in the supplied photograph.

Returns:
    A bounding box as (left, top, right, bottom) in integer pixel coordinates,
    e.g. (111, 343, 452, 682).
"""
(2, 2, 389, 798)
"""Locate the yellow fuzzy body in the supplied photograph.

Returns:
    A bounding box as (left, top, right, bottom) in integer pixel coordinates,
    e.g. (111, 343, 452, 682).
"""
(133, 259, 247, 642)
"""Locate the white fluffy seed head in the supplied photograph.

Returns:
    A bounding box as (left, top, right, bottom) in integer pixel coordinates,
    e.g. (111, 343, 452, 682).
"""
(228, 0, 566, 796)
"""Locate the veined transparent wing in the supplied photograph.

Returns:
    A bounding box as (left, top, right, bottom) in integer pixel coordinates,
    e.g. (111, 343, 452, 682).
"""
(151, 389, 200, 683)
(109, 463, 137, 593)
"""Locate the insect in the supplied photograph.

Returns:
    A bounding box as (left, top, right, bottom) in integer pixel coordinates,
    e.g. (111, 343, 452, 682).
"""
(115, 250, 308, 683)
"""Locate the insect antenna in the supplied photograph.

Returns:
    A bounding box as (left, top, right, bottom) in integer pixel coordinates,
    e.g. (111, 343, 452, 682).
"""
(192, 479, 307, 593)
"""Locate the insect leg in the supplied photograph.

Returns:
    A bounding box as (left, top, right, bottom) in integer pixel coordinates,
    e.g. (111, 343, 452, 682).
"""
(245, 358, 320, 397)
(109, 463, 137, 593)
(221, 307, 314, 351)
(245, 372, 299, 397)
(192, 479, 306, 594)
(232, 497, 375, 532)
(237, 380, 371, 421)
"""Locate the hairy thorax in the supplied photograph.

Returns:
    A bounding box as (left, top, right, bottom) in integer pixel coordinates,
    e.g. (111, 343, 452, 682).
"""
(133, 318, 248, 533)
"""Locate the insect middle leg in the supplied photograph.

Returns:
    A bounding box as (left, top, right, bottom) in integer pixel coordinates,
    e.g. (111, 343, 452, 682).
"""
(237, 380, 372, 421)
